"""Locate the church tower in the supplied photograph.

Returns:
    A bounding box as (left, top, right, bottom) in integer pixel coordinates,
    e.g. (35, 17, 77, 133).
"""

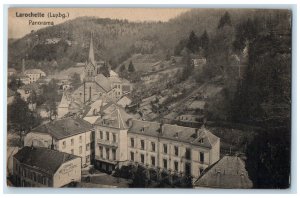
(84, 32, 97, 82)
(88, 32, 96, 66)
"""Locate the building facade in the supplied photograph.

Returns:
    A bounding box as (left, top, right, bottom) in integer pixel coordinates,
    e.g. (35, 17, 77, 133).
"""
(92, 103, 220, 179)
(24, 117, 94, 167)
(13, 146, 81, 187)
(24, 69, 46, 84)
(93, 107, 129, 172)
(127, 120, 220, 179)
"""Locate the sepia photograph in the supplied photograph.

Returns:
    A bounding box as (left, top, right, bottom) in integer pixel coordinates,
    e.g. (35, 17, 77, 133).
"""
(6, 7, 292, 189)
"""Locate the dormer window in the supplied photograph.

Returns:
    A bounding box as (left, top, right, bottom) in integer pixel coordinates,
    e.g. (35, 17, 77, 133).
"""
(199, 138, 204, 143)
(141, 127, 145, 132)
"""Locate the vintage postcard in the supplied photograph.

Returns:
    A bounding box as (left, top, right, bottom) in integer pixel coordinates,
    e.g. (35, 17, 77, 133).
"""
(6, 7, 291, 189)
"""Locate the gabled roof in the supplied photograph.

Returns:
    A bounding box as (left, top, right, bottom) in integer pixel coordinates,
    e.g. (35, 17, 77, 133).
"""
(31, 117, 93, 140)
(14, 146, 79, 175)
(84, 116, 101, 124)
(191, 126, 219, 148)
(24, 69, 45, 75)
(95, 74, 112, 92)
(85, 99, 103, 116)
(94, 106, 128, 130)
(194, 156, 253, 188)
(58, 93, 71, 108)
(128, 119, 161, 136)
(128, 120, 219, 148)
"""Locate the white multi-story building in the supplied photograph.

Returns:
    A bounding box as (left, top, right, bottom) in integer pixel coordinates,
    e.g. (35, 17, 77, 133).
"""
(24, 69, 46, 84)
(127, 120, 220, 179)
(93, 104, 220, 180)
(93, 104, 131, 172)
(24, 117, 94, 167)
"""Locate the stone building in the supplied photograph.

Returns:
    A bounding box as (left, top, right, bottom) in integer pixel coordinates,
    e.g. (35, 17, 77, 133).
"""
(93, 104, 220, 180)
(24, 117, 94, 167)
(13, 146, 81, 187)
(93, 103, 134, 172)
(127, 120, 220, 180)
(70, 34, 132, 104)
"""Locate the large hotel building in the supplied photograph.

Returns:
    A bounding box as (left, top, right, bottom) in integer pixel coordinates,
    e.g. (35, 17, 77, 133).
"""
(93, 104, 220, 179)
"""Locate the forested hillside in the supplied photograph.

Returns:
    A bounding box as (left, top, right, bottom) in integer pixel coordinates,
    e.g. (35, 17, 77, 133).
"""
(8, 9, 282, 73)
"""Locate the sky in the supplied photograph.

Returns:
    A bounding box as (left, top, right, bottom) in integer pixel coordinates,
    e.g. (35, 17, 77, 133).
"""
(8, 8, 190, 38)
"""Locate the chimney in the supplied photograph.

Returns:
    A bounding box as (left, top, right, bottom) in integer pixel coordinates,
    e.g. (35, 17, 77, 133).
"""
(195, 128, 201, 138)
(203, 117, 207, 127)
(174, 132, 179, 138)
(50, 137, 54, 150)
(159, 122, 163, 134)
(127, 118, 133, 128)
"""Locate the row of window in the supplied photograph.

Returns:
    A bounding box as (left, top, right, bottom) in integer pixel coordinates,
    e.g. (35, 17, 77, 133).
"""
(130, 138, 155, 151)
(17, 164, 49, 186)
(129, 152, 204, 175)
(99, 131, 117, 142)
(62, 136, 90, 150)
(129, 138, 205, 162)
(99, 146, 117, 161)
(114, 84, 121, 89)
(69, 144, 90, 155)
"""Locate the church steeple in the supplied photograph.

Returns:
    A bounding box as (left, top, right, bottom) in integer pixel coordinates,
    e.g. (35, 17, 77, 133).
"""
(88, 32, 95, 66)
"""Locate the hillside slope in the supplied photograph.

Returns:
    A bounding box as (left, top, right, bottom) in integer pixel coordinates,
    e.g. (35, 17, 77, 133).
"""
(8, 9, 282, 72)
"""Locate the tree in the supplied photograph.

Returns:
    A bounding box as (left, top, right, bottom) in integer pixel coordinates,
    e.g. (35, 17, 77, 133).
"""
(28, 90, 37, 110)
(174, 39, 188, 56)
(8, 76, 23, 92)
(130, 165, 149, 188)
(245, 126, 290, 188)
(180, 49, 193, 81)
(199, 30, 209, 56)
(218, 11, 232, 29)
(186, 31, 199, 53)
(8, 94, 42, 146)
(231, 15, 291, 189)
(128, 60, 136, 72)
(233, 18, 258, 52)
(119, 64, 126, 73)
(41, 79, 59, 121)
(70, 73, 81, 89)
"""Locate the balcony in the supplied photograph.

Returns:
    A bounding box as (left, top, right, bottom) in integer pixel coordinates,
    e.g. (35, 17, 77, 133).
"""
(97, 139, 118, 148)
(94, 155, 118, 165)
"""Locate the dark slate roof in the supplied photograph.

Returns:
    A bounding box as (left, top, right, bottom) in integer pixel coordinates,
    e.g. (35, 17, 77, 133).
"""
(95, 74, 112, 92)
(194, 156, 253, 189)
(31, 117, 93, 140)
(14, 146, 79, 175)
(95, 103, 131, 129)
(128, 120, 219, 148)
